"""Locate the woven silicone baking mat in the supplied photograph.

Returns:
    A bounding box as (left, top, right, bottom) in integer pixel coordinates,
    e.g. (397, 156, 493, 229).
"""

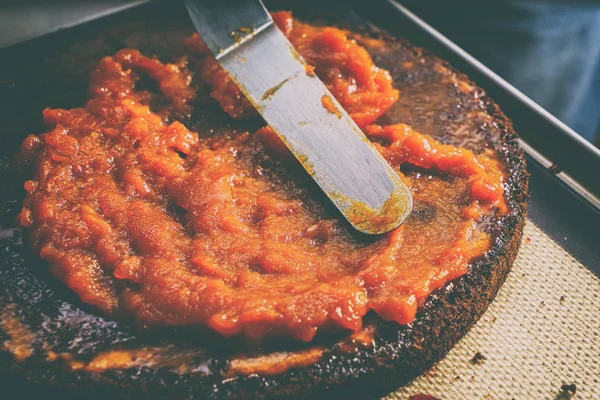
(388, 220, 600, 400)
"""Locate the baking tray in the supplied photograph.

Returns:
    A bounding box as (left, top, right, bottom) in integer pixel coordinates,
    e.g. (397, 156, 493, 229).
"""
(0, 1, 149, 49)
(0, 0, 598, 398)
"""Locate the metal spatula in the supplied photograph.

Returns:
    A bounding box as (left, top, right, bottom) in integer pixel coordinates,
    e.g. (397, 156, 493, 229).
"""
(184, 0, 412, 234)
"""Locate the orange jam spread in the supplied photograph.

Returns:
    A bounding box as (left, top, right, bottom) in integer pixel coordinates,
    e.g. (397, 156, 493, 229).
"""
(321, 94, 342, 118)
(18, 12, 507, 341)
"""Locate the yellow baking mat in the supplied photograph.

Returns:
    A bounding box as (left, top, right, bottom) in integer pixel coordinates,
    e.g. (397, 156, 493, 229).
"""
(388, 220, 600, 400)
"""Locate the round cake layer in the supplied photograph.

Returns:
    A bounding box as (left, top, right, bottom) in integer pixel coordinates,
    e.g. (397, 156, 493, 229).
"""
(0, 4, 527, 398)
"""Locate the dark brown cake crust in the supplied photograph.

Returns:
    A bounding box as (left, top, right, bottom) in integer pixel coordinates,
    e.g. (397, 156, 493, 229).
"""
(0, 3, 528, 399)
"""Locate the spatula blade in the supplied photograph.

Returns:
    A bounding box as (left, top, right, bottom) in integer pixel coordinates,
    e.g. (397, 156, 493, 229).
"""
(185, 0, 412, 234)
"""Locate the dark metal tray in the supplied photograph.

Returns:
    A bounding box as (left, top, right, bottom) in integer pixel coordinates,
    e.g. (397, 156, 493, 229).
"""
(0, 0, 598, 398)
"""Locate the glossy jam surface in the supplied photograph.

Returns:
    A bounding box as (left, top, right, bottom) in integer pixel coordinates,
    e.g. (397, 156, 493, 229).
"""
(19, 12, 506, 341)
